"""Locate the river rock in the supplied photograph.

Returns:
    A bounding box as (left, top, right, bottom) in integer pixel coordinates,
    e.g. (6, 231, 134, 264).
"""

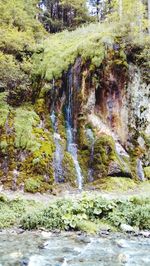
(20, 258, 29, 266)
(120, 224, 135, 233)
(116, 239, 129, 248)
(62, 247, 73, 253)
(118, 253, 129, 264)
(140, 231, 150, 238)
(75, 235, 91, 244)
(99, 230, 110, 236)
(41, 231, 52, 238)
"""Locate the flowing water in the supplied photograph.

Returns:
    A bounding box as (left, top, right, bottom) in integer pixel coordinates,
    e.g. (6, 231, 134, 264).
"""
(137, 159, 145, 181)
(50, 111, 64, 182)
(0, 231, 150, 266)
(65, 71, 83, 190)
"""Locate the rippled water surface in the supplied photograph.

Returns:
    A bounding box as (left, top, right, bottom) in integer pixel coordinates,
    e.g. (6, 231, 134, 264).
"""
(0, 231, 150, 266)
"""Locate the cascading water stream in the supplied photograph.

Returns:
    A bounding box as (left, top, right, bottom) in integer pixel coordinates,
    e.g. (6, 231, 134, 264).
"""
(50, 80, 64, 183)
(50, 110, 64, 182)
(65, 71, 83, 190)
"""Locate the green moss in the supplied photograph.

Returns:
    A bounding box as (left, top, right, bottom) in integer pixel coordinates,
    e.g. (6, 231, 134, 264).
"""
(3, 105, 56, 191)
(32, 23, 111, 80)
(77, 220, 99, 234)
(62, 152, 76, 186)
(129, 146, 145, 180)
(57, 113, 67, 145)
(91, 134, 132, 180)
(144, 167, 150, 180)
(24, 177, 42, 193)
(18, 129, 55, 189)
(78, 149, 90, 181)
(93, 135, 117, 179)
(0, 92, 10, 128)
(14, 106, 40, 151)
(90, 177, 137, 192)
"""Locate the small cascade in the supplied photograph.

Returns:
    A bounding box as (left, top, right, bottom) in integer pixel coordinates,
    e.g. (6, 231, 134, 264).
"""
(137, 159, 145, 181)
(50, 111, 64, 182)
(65, 70, 83, 190)
(86, 129, 95, 182)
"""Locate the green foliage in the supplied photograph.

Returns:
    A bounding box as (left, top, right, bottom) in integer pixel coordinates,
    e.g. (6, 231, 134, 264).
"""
(0, 195, 149, 231)
(92, 177, 137, 192)
(0, 0, 46, 104)
(0, 197, 39, 228)
(14, 107, 40, 151)
(21, 195, 150, 231)
(0, 52, 34, 104)
(0, 92, 10, 127)
(24, 177, 43, 193)
(32, 23, 110, 80)
(108, 197, 150, 230)
(0, 0, 45, 49)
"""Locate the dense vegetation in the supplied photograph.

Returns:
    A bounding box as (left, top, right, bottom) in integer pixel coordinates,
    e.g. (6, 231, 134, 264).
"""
(0, 194, 149, 232)
(0, 0, 46, 104)
(0, 1, 149, 193)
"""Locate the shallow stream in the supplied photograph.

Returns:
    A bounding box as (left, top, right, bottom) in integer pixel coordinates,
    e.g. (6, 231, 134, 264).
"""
(0, 231, 150, 266)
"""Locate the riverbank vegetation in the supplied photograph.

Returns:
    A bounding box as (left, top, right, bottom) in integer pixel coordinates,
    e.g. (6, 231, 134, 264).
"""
(0, 193, 149, 233)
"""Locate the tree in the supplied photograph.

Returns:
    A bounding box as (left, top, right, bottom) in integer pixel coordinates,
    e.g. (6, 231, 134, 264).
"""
(88, 0, 112, 21)
(38, 0, 90, 32)
(107, 0, 147, 36)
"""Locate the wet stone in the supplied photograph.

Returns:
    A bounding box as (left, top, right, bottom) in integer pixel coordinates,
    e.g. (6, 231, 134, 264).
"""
(120, 224, 135, 233)
(75, 235, 91, 243)
(20, 258, 29, 266)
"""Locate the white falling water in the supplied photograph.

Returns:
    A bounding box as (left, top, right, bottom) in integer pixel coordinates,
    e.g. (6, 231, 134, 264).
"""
(66, 112, 83, 190)
(66, 72, 83, 190)
(137, 159, 145, 181)
(50, 111, 64, 182)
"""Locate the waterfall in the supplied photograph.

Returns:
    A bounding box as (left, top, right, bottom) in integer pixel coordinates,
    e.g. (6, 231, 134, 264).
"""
(50, 110, 64, 182)
(137, 159, 145, 181)
(65, 70, 83, 190)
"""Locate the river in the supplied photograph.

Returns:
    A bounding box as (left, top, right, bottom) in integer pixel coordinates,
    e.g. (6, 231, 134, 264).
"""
(0, 231, 149, 266)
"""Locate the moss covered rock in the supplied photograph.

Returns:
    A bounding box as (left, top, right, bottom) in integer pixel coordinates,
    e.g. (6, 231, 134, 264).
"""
(144, 167, 150, 180)
(62, 152, 76, 186)
(92, 134, 132, 180)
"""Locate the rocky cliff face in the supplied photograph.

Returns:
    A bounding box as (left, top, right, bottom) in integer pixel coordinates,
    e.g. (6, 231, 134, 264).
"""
(0, 45, 149, 192)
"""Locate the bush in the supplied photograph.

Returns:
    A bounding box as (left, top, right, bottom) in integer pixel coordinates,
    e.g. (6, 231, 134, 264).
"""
(0, 195, 149, 231)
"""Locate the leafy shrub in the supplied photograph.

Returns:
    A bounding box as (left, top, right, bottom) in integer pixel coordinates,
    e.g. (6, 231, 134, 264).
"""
(1, 195, 149, 231)
(108, 197, 150, 229)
